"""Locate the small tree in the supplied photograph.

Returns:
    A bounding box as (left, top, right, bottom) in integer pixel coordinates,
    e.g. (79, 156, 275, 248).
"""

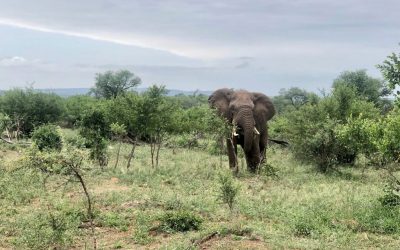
(377, 47, 400, 91)
(79, 110, 110, 168)
(217, 172, 240, 211)
(21, 146, 97, 249)
(91, 70, 141, 99)
(138, 85, 176, 168)
(63, 95, 97, 127)
(110, 122, 127, 169)
(104, 93, 141, 169)
(31, 124, 62, 151)
(0, 88, 64, 136)
(332, 70, 390, 104)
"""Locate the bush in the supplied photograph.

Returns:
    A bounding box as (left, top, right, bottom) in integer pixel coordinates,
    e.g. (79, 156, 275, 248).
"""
(272, 84, 384, 170)
(0, 88, 64, 135)
(31, 124, 62, 151)
(355, 203, 400, 234)
(375, 110, 400, 163)
(98, 212, 129, 231)
(280, 104, 342, 171)
(79, 109, 110, 167)
(217, 173, 240, 210)
(379, 177, 400, 207)
(334, 115, 378, 161)
(13, 208, 81, 249)
(159, 210, 203, 233)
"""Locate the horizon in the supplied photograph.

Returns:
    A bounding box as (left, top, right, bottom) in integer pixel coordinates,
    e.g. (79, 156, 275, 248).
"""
(1, 1, 399, 96)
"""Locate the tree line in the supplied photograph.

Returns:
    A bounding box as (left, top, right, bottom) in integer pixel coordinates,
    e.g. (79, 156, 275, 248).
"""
(1, 47, 400, 172)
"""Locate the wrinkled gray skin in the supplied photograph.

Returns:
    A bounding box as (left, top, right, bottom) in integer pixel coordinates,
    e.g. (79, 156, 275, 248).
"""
(208, 88, 275, 172)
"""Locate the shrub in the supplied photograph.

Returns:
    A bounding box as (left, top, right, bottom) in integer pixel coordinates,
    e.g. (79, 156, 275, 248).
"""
(98, 212, 129, 231)
(159, 210, 203, 233)
(334, 115, 378, 161)
(272, 85, 384, 170)
(13, 209, 81, 249)
(217, 173, 240, 210)
(79, 109, 110, 167)
(282, 104, 342, 171)
(375, 110, 400, 163)
(132, 211, 154, 244)
(379, 176, 400, 207)
(31, 124, 62, 151)
(0, 88, 64, 135)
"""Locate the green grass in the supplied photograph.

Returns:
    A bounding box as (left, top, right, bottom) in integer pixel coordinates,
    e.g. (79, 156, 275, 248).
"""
(1, 130, 400, 249)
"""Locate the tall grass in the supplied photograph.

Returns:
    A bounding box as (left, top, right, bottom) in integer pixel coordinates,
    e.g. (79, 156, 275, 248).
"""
(1, 137, 400, 249)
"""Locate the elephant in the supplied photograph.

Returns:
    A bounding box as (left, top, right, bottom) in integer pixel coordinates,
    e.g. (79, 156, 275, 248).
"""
(208, 88, 275, 173)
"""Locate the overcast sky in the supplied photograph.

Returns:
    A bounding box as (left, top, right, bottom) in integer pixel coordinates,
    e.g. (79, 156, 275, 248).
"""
(0, 0, 399, 95)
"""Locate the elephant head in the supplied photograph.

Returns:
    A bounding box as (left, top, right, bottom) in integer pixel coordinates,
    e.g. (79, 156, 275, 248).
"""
(208, 88, 275, 172)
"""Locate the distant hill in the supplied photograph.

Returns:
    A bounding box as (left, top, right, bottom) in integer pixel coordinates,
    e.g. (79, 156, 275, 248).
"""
(35, 88, 91, 97)
(0, 88, 212, 97)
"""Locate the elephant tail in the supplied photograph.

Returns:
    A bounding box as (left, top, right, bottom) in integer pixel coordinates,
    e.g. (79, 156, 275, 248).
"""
(268, 139, 289, 147)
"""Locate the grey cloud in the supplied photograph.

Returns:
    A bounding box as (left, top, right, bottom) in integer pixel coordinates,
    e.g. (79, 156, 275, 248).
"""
(0, 0, 399, 92)
(0, 0, 399, 58)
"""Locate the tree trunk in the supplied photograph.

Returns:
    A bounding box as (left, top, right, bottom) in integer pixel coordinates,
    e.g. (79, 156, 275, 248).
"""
(150, 138, 156, 168)
(114, 141, 122, 169)
(126, 141, 136, 169)
(156, 137, 162, 168)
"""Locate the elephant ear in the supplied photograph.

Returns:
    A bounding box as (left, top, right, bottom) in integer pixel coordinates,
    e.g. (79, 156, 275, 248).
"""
(208, 88, 234, 121)
(252, 92, 275, 125)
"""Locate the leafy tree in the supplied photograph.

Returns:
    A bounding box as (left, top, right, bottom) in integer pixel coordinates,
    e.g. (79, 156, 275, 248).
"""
(79, 109, 110, 168)
(272, 83, 381, 170)
(91, 70, 141, 99)
(374, 110, 400, 163)
(139, 85, 177, 168)
(273, 87, 319, 114)
(63, 95, 97, 127)
(0, 88, 64, 136)
(104, 93, 141, 169)
(377, 48, 400, 91)
(332, 70, 390, 104)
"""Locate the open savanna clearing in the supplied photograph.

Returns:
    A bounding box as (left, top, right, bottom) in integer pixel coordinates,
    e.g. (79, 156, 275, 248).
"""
(1, 137, 400, 250)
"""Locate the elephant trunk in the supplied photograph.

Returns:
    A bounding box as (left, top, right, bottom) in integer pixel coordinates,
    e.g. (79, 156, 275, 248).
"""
(235, 107, 255, 154)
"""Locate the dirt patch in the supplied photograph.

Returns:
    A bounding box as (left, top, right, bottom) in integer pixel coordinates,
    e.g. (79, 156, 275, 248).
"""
(1, 149, 22, 166)
(92, 177, 130, 194)
(199, 235, 268, 250)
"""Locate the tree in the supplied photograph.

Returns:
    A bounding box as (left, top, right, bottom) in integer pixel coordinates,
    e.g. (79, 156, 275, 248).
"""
(273, 87, 319, 114)
(91, 70, 141, 99)
(110, 122, 127, 169)
(79, 109, 110, 168)
(332, 70, 390, 104)
(0, 88, 64, 136)
(139, 85, 176, 168)
(104, 93, 141, 169)
(63, 95, 97, 127)
(377, 48, 400, 92)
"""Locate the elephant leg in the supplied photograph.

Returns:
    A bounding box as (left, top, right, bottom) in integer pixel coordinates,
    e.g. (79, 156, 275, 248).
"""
(259, 129, 268, 164)
(226, 137, 238, 174)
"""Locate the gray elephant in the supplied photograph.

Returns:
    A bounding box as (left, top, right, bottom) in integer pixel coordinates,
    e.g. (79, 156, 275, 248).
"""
(208, 88, 275, 172)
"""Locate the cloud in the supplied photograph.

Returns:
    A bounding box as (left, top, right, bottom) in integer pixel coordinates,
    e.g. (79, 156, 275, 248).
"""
(0, 0, 399, 59)
(0, 0, 399, 91)
(0, 56, 29, 66)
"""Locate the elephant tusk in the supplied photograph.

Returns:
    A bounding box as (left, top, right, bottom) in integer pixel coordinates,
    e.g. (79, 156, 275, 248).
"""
(232, 128, 239, 137)
(253, 127, 260, 135)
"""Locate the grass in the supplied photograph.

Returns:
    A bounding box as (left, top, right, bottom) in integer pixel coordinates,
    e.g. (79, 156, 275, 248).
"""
(1, 129, 400, 249)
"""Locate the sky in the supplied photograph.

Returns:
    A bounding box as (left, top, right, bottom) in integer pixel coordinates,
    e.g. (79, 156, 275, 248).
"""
(0, 0, 399, 95)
